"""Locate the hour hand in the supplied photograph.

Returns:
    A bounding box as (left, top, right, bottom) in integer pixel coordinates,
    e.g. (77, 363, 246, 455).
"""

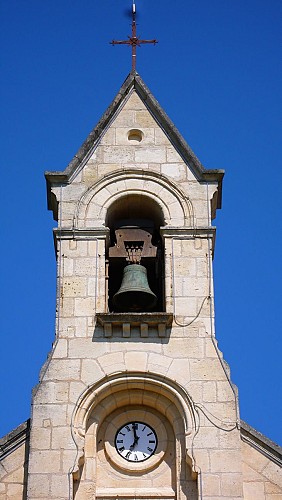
(130, 438, 139, 450)
(130, 438, 138, 450)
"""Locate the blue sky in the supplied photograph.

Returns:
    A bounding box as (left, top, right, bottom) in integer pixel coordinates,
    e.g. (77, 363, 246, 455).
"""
(0, 0, 281, 446)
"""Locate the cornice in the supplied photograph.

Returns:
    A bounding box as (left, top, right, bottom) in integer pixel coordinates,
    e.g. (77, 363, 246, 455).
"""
(160, 226, 216, 238)
(0, 420, 30, 461)
(240, 420, 282, 467)
(53, 227, 110, 240)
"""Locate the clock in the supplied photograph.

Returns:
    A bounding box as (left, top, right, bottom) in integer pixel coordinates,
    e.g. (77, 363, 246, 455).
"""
(104, 408, 168, 472)
(115, 421, 158, 462)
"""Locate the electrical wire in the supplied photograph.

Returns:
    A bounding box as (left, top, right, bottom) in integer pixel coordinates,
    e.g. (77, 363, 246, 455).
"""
(68, 383, 90, 500)
(192, 405, 203, 500)
(171, 236, 210, 327)
(195, 403, 237, 432)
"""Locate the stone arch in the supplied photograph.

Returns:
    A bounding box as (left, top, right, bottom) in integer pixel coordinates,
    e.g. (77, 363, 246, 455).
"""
(73, 170, 195, 229)
(71, 372, 199, 481)
(105, 191, 165, 228)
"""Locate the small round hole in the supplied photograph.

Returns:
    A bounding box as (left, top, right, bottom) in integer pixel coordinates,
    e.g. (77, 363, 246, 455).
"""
(128, 129, 143, 143)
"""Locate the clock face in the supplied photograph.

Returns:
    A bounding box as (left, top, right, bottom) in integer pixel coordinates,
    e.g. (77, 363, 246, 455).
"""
(115, 421, 158, 462)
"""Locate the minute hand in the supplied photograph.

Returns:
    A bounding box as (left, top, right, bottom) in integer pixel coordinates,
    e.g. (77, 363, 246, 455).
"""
(130, 424, 139, 449)
(132, 423, 138, 440)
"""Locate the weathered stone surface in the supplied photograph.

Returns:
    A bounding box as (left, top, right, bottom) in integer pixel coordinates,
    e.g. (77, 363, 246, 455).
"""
(30, 427, 51, 450)
(74, 296, 96, 316)
(62, 277, 87, 297)
(50, 474, 69, 497)
(80, 358, 105, 385)
(27, 474, 50, 497)
(190, 358, 226, 381)
(124, 351, 148, 371)
(221, 473, 243, 496)
(202, 474, 220, 496)
(51, 427, 75, 450)
(52, 339, 68, 358)
(44, 359, 81, 381)
(210, 450, 242, 473)
(243, 481, 265, 500)
(28, 451, 61, 473)
(203, 381, 217, 402)
(161, 163, 187, 181)
(135, 147, 166, 163)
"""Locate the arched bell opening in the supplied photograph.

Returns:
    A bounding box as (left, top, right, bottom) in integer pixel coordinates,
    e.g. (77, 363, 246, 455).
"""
(106, 194, 165, 313)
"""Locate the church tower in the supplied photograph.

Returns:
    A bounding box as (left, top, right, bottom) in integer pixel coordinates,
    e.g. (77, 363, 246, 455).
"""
(1, 10, 281, 499)
(28, 70, 237, 499)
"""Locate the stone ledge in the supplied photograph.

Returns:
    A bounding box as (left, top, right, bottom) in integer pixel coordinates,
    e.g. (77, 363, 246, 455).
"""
(53, 227, 110, 240)
(96, 312, 173, 338)
(96, 487, 175, 498)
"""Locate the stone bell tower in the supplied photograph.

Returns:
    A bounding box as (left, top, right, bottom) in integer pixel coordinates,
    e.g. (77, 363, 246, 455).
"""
(2, 70, 281, 500)
(28, 70, 239, 499)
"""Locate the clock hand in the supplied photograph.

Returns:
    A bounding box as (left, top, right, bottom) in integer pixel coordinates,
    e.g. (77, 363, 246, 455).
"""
(130, 437, 140, 451)
(130, 424, 140, 450)
(132, 423, 138, 440)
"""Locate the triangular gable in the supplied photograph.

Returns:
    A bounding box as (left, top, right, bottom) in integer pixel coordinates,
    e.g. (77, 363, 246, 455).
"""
(45, 71, 224, 211)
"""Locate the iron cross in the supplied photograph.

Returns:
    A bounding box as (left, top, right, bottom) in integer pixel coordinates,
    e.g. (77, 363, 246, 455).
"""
(110, 1, 158, 71)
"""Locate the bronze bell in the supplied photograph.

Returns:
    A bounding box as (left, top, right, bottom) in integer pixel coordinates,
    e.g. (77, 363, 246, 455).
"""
(113, 264, 157, 312)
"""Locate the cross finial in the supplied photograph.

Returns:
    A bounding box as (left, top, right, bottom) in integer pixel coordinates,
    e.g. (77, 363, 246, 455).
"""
(110, 1, 158, 71)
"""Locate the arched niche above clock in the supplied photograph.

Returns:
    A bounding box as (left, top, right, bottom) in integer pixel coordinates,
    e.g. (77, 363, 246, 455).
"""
(72, 374, 198, 499)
